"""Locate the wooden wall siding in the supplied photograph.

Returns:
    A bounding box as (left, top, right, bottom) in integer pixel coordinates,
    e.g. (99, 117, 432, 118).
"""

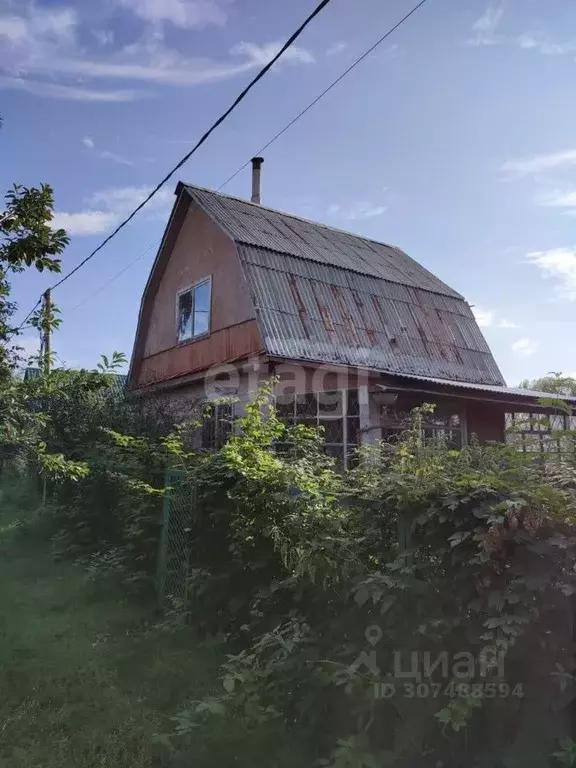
(137, 319, 263, 387)
(142, 202, 256, 359)
(270, 363, 370, 395)
(466, 402, 506, 443)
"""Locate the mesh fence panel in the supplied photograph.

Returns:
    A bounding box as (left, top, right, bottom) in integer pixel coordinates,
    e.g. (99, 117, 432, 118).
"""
(157, 468, 196, 604)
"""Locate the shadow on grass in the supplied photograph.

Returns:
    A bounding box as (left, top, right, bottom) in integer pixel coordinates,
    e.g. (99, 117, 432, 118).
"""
(0, 477, 313, 768)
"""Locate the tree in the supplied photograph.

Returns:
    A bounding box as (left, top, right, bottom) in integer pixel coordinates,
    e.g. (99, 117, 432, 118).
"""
(519, 372, 576, 397)
(0, 184, 68, 381)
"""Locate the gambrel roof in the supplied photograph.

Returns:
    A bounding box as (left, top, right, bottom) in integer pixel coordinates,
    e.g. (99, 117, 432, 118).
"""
(181, 185, 505, 386)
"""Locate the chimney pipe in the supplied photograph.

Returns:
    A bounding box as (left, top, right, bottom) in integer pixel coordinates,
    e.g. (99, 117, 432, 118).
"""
(251, 157, 264, 204)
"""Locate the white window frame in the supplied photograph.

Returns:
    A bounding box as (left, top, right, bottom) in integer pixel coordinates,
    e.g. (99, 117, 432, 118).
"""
(379, 403, 466, 448)
(176, 276, 212, 344)
(274, 388, 361, 469)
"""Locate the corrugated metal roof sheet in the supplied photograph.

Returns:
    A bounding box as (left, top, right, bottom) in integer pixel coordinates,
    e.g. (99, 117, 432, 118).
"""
(182, 185, 505, 387)
(238, 246, 504, 386)
(387, 373, 576, 403)
(185, 185, 462, 299)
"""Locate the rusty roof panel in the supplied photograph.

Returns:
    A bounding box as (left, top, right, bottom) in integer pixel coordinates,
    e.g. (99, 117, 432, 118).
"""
(186, 185, 463, 299)
(239, 247, 505, 386)
(178, 185, 504, 386)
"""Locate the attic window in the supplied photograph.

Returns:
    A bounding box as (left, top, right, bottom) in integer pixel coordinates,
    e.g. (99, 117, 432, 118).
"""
(177, 278, 212, 343)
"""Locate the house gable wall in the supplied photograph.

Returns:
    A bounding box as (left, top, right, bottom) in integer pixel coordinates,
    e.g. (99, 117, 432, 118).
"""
(132, 198, 261, 388)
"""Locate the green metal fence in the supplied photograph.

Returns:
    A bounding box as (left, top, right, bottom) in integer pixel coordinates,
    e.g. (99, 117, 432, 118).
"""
(157, 468, 196, 604)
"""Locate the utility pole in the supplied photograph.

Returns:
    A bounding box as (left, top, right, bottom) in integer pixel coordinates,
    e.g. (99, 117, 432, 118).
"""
(42, 288, 51, 375)
(41, 289, 51, 506)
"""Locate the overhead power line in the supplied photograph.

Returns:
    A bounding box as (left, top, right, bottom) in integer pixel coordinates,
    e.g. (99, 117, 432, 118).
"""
(52, 0, 431, 316)
(219, 0, 431, 191)
(14, 299, 42, 336)
(67, 240, 160, 313)
(12, 0, 335, 332)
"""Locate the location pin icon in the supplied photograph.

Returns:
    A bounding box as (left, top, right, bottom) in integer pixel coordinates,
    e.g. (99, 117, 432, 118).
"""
(365, 625, 383, 647)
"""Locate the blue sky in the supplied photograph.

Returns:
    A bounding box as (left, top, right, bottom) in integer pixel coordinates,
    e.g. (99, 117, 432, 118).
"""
(1, 0, 575, 385)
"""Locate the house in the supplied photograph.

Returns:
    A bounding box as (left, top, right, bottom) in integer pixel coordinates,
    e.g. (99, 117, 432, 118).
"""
(128, 160, 575, 464)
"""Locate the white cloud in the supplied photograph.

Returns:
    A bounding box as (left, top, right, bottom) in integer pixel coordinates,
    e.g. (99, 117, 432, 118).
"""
(512, 338, 539, 357)
(468, 9, 576, 58)
(100, 150, 133, 166)
(502, 149, 576, 176)
(51, 211, 119, 236)
(53, 186, 173, 236)
(0, 3, 314, 97)
(468, 6, 503, 46)
(89, 186, 172, 213)
(471, 307, 494, 328)
(0, 15, 28, 42)
(326, 41, 348, 56)
(471, 305, 520, 329)
(0, 6, 77, 44)
(328, 201, 387, 221)
(115, 0, 228, 29)
(81, 136, 133, 166)
(515, 34, 576, 56)
(527, 248, 576, 300)
(536, 189, 576, 214)
(93, 29, 114, 47)
(0, 76, 142, 102)
(231, 41, 315, 67)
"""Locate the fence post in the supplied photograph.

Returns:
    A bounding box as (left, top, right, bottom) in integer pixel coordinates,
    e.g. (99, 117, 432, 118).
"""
(157, 469, 172, 603)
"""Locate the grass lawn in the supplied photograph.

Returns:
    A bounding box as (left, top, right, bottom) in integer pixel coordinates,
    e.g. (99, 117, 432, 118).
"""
(0, 483, 312, 767)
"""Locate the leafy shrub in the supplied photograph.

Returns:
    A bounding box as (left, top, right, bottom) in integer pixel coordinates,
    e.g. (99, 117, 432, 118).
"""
(159, 393, 576, 767)
(8, 367, 576, 766)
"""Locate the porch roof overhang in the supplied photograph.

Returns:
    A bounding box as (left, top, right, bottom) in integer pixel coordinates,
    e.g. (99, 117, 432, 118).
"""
(375, 372, 576, 411)
(266, 355, 575, 411)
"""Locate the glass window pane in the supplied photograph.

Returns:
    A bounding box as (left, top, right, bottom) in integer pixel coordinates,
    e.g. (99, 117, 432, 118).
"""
(275, 394, 295, 421)
(194, 280, 211, 312)
(347, 389, 360, 416)
(193, 281, 211, 337)
(193, 310, 210, 337)
(178, 290, 193, 342)
(296, 393, 317, 418)
(347, 417, 360, 445)
(318, 391, 342, 415)
(320, 419, 344, 444)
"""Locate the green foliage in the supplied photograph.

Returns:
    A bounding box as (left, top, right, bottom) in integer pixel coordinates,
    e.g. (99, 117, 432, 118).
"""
(519, 372, 576, 397)
(553, 739, 576, 766)
(0, 183, 67, 381)
(5, 371, 576, 766)
(146, 391, 576, 767)
(0, 503, 312, 768)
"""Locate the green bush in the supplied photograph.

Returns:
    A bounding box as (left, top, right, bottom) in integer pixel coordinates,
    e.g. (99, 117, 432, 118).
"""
(8, 370, 576, 766)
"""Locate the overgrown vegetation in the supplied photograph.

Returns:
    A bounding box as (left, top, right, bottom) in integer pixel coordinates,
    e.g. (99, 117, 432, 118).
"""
(0, 480, 313, 768)
(2, 162, 576, 766)
(4, 371, 576, 767)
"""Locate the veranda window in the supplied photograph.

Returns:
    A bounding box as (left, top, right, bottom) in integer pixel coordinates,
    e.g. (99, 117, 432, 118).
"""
(274, 389, 360, 469)
(380, 406, 463, 449)
(201, 403, 234, 451)
(506, 412, 576, 454)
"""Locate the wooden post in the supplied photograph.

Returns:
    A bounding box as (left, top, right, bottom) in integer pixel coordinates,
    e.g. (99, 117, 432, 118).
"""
(41, 289, 51, 506)
(42, 288, 51, 376)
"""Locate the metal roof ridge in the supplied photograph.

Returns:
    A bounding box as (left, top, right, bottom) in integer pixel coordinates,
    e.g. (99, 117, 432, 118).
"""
(183, 182, 404, 253)
(184, 184, 464, 301)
